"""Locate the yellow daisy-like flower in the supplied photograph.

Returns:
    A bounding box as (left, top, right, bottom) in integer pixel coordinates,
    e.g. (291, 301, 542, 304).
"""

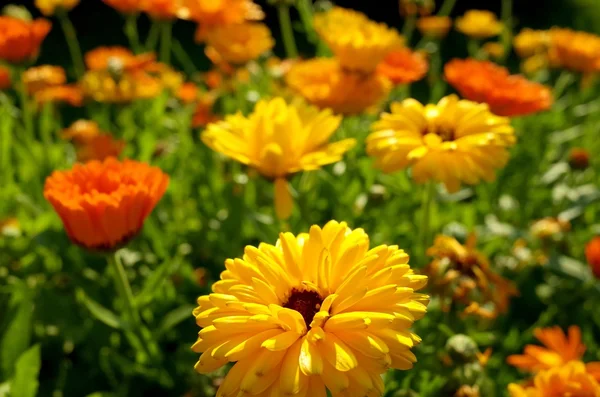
(204, 22, 274, 65)
(549, 28, 600, 73)
(366, 95, 516, 193)
(513, 28, 551, 58)
(81, 70, 162, 103)
(314, 7, 404, 73)
(35, 0, 79, 15)
(455, 10, 503, 39)
(192, 220, 429, 396)
(508, 361, 600, 397)
(202, 98, 355, 219)
(286, 58, 391, 115)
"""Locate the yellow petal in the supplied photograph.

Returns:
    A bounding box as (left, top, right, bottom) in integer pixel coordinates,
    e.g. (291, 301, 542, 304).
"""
(280, 339, 307, 394)
(262, 331, 301, 351)
(299, 338, 323, 375)
(319, 332, 358, 372)
(274, 178, 293, 220)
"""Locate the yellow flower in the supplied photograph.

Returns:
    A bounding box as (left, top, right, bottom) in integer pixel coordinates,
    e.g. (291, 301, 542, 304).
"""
(416, 16, 452, 39)
(81, 70, 162, 103)
(514, 29, 551, 58)
(202, 98, 355, 218)
(482, 42, 505, 60)
(192, 220, 429, 396)
(508, 361, 600, 397)
(455, 10, 503, 39)
(314, 7, 404, 73)
(366, 95, 516, 192)
(521, 54, 549, 75)
(203, 22, 274, 65)
(286, 58, 391, 115)
(549, 28, 600, 73)
(22, 65, 66, 94)
(529, 217, 570, 240)
(35, 0, 79, 15)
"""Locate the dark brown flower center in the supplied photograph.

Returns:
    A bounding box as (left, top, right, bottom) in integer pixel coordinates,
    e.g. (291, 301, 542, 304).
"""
(422, 125, 456, 142)
(283, 289, 323, 329)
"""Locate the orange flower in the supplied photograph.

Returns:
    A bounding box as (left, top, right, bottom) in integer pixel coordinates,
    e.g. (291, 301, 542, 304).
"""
(177, 82, 198, 103)
(44, 158, 169, 251)
(81, 70, 162, 103)
(0, 16, 52, 63)
(509, 361, 600, 397)
(549, 28, 600, 73)
(76, 134, 125, 162)
(142, 0, 182, 20)
(35, 85, 84, 107)
(203, 22, 274, 65)
(22, 65, 66, 94)
(376, 48, 428, 85)
(444, 58, 553, 117)
(586, 237, 600, 279)
(61, 120, 101, 144)
(507, 326, 586, 373)
(204, 69, 223, 90)
(85, 46, 156, 72)
(192, 93, 219, 128)
(417, 16, 452, 39)
(102, 0, 143, 14)
(0, 66, 11, 90)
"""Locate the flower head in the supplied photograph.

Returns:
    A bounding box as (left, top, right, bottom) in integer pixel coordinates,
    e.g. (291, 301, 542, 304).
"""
(61, 119, 101, 144)
(549, 28, 600, 73)
(417, 16, 452, 39)
(529, 217, 570, 240)
(192, 220, 428, 396)
(203, 22, 273, 65)
(376, 48, 428, 85)
(0, 66, 11, 90)
(85, 46, 156, 73)
(568, 148, 590, 170)
(586, 237, 600, 279)
(424, 234, 518, 318)
(514, 29, 551, 58)
(180, 0, 263, 38)
(177, 82, 198, 103)
(509, 361, 600, 397)
(367, 95, 516, 192)
(507, 326, 586, 373)
(482, 42, 505, 60)
(0, 16, 51, 63)
(22, 65, 66, 94)
(34, 0, 79, 15)
(76, 134, 125, 162)
(444, 59, 553, 117)
(455, 10, 503, 39)
(286, 58, 391, 115)
(314, 7, 404, 73)
(192, 93, 219, 128)
(141, 0, 183, 20)
(44, 158, 169, 251)
(35, 85, 83, 107)
(81, 70, 162, 103)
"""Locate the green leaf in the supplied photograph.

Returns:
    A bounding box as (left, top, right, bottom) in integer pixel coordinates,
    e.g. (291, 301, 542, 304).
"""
(155, 305, 195, 338)
(0, 283, 33, 378)
(11, 344, 41, 397)
(135, 258, 180, 307)
(76, 290, 122, 330)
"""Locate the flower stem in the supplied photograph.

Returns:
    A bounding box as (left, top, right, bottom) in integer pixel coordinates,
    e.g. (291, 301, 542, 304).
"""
(417, 182, 436, 266)
(295, 0, 317, 44)
(57, 9, 85, 78)
(402, 13, 417, 44)
(467, 38, 481, 58)
(278, 5, 298, 58)
(160, 21, 173, 64)
(14, 67, 34, 139)
(437, 0, 458, 17)
(500, 0, 513, 63)
(145, 21, 160, 51)
(172, 40, 197, 76)
(124, 14, 142, 54)
(108, 252, 142, 328)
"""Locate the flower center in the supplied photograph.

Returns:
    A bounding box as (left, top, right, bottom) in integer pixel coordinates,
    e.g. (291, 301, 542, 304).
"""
(283, 289, 323, 329)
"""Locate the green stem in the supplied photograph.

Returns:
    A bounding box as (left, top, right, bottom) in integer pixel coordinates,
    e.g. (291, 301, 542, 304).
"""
(500, 0, 513, 63)
(295, 0, 318, 44)
(172, 40, 197, 76)
(108, 252, 142, 328)
(57, 9, 85, 78)
(429, 50, 446, 103)
(278, 5, 298, 58)
(124, 14, 142, 54)
(145, 21, 160, 51)
(417, 182, 436, 266)
(467, 38, 481, 58)
(160, 21, 173, 64)
(437, 0, 458, 16)
(402, 13, 417, 44)
(15, 67, 34, 139)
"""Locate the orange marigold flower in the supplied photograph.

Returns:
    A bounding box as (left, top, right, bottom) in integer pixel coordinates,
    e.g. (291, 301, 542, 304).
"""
(455, 10, 503, 39)
(61, 119, 101, 144)
(444, 58, 553, 117)
(35, 85, 84, 107)
(85, 46, 156, 72)
(76, 134, 125, 162)
(204, 69, 223, 90)
(102, 0, 143, 14)
(568, 148, 590, 170)
(417, 16, 452, 39)
(286, 58, 391, 115)
(44, 158, 169, 251)
(586, 237, 600, 279)
(508, 361, 600, 397)
(191, 93, 219, 128)
(507, 326, 586, 373)
(143, 61, 183, 92)
(549, 28, 600, 73)
(177, 82, 198, 103)
(376, 48, 428, 85)
(514, 28, 551, 58)
(0, 16, 52, 63)
(35, 0, 80, 16)
(142, 0, 182, 20)
(482, 42, 505, 60)
(0, 66, 11, 90)
(203, 22, 274, 65)
(81, 70, 162, 103)
(22, 65, 66, 94)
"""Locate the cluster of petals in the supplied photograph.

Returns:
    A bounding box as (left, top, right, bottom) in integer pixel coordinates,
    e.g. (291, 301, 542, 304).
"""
(0, 16, 52, 64)
(376, 48, 428, 86)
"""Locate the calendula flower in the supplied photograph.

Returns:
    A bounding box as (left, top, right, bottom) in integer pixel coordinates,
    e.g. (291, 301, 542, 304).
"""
(416, 16, 452, 39)
(0, 66, 11, 90)
(423, 234, 518, 318)
(34, 0, 79, 15)
(286, 58, 391, 115)
(376, 48, 428, 85)
(549, 28, 600, 73)
(192, 220, 429, 396)
(35, 85, 83, 107)
(22, 65, 66, 94)
(0, 218, 20, 237)
(102, 0, 143, 14)
(76, 134, 125, 162)
(144, 62, 184, 92)
(314, 7, 404, 73)
(514, 29, 551, 58)
(521, 54, 549, 76)
(141, 0, 182, 20)
(444, 59, 553, 117)
(367, 95, 516, 192)
(399, 0, 434, 16)
(85, 46, 156, 72)
(586, 237, 600, 279)
(455, 10, 503, 39)
(202, 98, 355, 219)
(180, 0, 263, 39)
(507, 326, 586, 373)
(529, 217, 570, 240)
(203, 22, 273, 65)
(509, 361, 600, 397)
(0, 16, 52, 63)
(61, 119, 101, 144)
(44, 158, 169, 251)
(177, 82, 198, 103)
(192, 93, 219, 128)
(482, 42, 505, 60)
(81, 70, 162, 103)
